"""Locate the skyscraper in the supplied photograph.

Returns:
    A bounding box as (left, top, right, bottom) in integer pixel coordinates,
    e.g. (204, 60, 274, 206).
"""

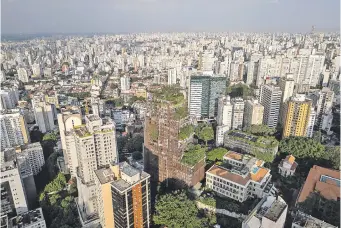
(243, 99, 264, 128)
(260, 85, 282, 128)
(282, 94, 312, 138)
(189, 75, 226, 118)
(0, 109, 30, 150)
(57, 107, 82, 176)
(94, 162, 151, 228)
(278, 74, 295, 103)
(120, 75, 131, 92)
(231, 97, 244, 129)
(315, 87, 334, 129)
(66, 115, 118, 224)
(217, 95, 233, 127)
(144, 87, 205, 187)
(32, 98, 55, 134)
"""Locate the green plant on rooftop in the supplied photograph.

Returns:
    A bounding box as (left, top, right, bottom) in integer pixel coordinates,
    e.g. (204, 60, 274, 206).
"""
(149, 123, 159, 141)
(279, 137, 325, 159)
(197, 196, 216, 208)
(181, 144, 206, 166)
(206, 148, 228, 164)
(178, 124, 194, 140)
(251, 149, 275, 163)
(174, 105, 188, 120)
(151, 85, 185, 106)
(244, 124, 276, 136)
(229, 130, 279, 149)
(198, 125, 214, 146)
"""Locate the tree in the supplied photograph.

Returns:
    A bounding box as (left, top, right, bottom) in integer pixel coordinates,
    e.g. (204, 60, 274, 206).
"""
(179, 124, 194, 140)
(49, 193, 61, 205)
(323, 146, 340, 170)
(279, 137, 325, 159)
(206, 148, 228, 163)
(312, 131, 322, 143)
(245, 124, 276, 136)
(45, 173, 67, 193)
(43, 132, 57, 142)
(198, 126, 214, 146)
(154, 191, 206, 228)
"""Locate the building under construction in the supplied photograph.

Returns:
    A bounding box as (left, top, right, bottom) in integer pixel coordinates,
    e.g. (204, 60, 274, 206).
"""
(143, 88, 205, 187)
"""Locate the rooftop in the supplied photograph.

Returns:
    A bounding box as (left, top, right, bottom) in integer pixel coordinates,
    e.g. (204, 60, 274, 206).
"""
(86, 114, 101, 122)
(297, 165, 340, 203)
(227, 130, 279, 148)
(263, 200, 287, 221)
(9, 208, 45, 228)
(293, 211, 337, 228)
(74, 126, 92, 138)
(94, 167, 116, 185)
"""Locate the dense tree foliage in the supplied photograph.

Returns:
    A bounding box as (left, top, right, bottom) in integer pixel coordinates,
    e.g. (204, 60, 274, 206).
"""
(43, 132, 57, 142)
(132, 151, 143, 160)
(198, 126, 214, 146)
(206, 148, 228, 164)
(65, 92, 90, 100)
(245, 124, 276, 136)
(179, 124, 194, 140)
(226, 83, 253, 99)
(153, 191, 207, 228)
(44, 173, 67, 193)
(251, 150, 275, 163)
(279, 137, 325, 159)
(181, 144, 206, 166)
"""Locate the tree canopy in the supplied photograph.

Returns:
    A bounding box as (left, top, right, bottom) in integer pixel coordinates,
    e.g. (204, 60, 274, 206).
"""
(198, 125, 214, 146)
(181, 144, 206, 166)
(206, 148, 228, 164)
(153, 191, 206, 228)
(226, 83, 253, 99)
(179, 124, 194, 140)
(44, 173, 67, 193)
(279, 137, 325, 159)
(43, 132, 57, 142)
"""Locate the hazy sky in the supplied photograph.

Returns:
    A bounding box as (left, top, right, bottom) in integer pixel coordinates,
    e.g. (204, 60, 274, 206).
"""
(1, 0, 340, 34)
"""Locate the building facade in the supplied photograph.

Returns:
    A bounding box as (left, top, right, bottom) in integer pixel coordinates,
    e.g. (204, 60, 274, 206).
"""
(243, 99, 264, 128)
(231, 97, 244, 129)
(260, 85, 282, 128)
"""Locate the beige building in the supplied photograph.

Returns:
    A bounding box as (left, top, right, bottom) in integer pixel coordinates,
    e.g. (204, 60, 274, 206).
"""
(66, 115, 117, 226)
(243, 99, 264, 128)
(57, 107, 82, 176)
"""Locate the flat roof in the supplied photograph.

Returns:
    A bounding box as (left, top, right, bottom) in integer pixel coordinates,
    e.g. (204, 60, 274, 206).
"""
(94, 167, 116, 185)
(263, 200, 287, 222)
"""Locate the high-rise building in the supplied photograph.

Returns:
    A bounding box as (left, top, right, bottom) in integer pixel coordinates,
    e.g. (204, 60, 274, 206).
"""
(1, 109, 30, 150)
(69, 115, 117, 224)
(144, 88, 205, 187)
(231, 97, 244, 129)
(278, 74, 295, 103)
(282, 94, 312, 138)
(315, 87, 334, 128)
(305, 54, 325, 87)
(8, 208, 47, 228)
(94, 162, 151, 228)
(120, 75, 131, 92)
(167, 68, 177, 85)
(57, 107, 82, 176)
(17, 68, 29, 83)
(0, 87, 19, 110)
(17, 143, 45, 176)
(32, 99, 55, 134)
(243, 99, 264, 128)
(229, 61, 244, 82)
(1, 149, 28, 217)
(306, 108, 316, 138)
(260, 85, 282, 128)
(246, 54, 262, 85)
(217, 96, 233, 127)
(189, 75, 226, 118)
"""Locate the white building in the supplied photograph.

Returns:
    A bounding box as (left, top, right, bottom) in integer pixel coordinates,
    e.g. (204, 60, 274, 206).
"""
(260, 85, 282, 128)
(216, 125, 230, 147)
(291, 211, 337, 228)
(306, 107, 316, 138)
(32, 100, 55, 133)
(229, 62, 244, 82)
(242, 195, 287, 228)
(18, 143, 45, 175)
(120, 75, 130, 92)
(278, 155, 298, 177)
(243, 99, 264, 128)
(246, 54, 262, 85)
(167, 68, 177, 85)
(31, 63, 41, 78)
(305, 54, 325, 87)
(9, 208, 46, 228)
(278, 74, 295, 103)
(0, 109, 30, 150)
(0, 87, 19, 110)
(206, 151, 276, 203)
(315, 87, 334, 129)
(17, 68, 29, 83)
(231, 97, 244, 129)
(217, 96, 233, 127)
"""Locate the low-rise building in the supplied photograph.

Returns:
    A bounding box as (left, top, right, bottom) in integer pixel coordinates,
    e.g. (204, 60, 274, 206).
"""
(291, 211, 337, 228)
(8, 208, 46, 228)
(278, 155, 298, 177)
(206, 151, 276, 202)
(242, 195, 288, 228)
(224, 130, 279, 155)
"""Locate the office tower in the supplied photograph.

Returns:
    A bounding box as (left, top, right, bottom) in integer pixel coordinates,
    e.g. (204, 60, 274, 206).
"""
(229, 61, 244, 82)
(167, 68, 177, 85)
(1, 109, 30, 150)
(231, 97, 244, 129)
(217, 96, 233, 127)
(260, 85, 282, 128)
(57, 107, 82, 176)
(315, 88, 334, 128)
(278, 74, 295, 103)
(120, 75, 131, 92)
(242, 195, 287, 228)
(144, 89, 205, 187)
(294, 55, 310, 84)
(246, 54, 262, 85)
(206, 151, 276, 202)
(94, 162, 151, 228)
(16, 143, 44, 176)
(189, 75, 226, 118)
(305, 54, 325, 87)
(17, 68, 29, 83)
(70, 115, 117, 224)
(0, 87, 19, 110)
(32, 99, 55, 133)
(243, 99, 264, 128)
(1, 149, 28, 217)
(8, 208, 47, 228)
(282, 94, 312, 138)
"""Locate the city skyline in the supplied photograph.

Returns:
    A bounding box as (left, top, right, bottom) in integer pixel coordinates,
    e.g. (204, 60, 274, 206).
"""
(1, 0, 340, 34)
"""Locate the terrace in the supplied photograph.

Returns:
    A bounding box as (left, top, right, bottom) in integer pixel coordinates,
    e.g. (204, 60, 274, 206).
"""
(227, 130, 279, 149)
(181, 144, 206, 167)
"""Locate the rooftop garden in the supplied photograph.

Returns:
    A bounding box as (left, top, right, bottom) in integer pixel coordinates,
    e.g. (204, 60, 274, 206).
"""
(151, 85, 185, 107)
(181, 144, 206, 167)
(228, 130, 279, 149)
(174, 105, 188, 120)
(178, 124, 194, 140)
